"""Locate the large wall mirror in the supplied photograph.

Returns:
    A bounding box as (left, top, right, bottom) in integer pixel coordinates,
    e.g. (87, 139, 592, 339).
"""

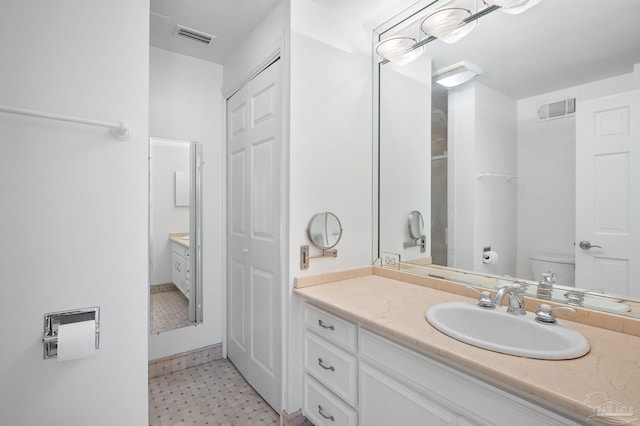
(149, 137, 203, 333)
(374, 0, 640, 318)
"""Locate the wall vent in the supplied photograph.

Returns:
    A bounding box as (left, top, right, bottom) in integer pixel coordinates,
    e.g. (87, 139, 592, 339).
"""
(537, 98, 576, 122)
(174, 25, 216, 45)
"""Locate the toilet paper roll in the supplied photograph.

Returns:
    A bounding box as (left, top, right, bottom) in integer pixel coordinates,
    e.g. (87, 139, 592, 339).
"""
(57, 320, 96, 362)
(483, 250, 499, 264)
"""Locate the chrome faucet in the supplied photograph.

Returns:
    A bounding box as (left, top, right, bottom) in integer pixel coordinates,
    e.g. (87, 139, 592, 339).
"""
(536, 271, 556, 299)
(493, 283, 526, 315)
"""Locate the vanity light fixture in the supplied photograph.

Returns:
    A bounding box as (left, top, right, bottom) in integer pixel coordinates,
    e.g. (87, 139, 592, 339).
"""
(433, 61, 483, 88)
(420, 7, 478, 44)
(375, 36, 424, 65)
(482, 0, 542, 15)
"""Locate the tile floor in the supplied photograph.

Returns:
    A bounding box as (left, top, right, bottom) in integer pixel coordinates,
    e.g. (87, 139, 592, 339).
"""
(151, 285, 192, 333)
(149, 358, 280, 426)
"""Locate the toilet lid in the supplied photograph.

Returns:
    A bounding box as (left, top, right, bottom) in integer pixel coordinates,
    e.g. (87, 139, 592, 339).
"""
(530, 253, 575, 264)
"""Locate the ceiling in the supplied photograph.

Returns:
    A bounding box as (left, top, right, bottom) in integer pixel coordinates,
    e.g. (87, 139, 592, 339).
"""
(151, 0, 640, 98)
(150, 0, 281, 64)
(386, 0, 640, 99)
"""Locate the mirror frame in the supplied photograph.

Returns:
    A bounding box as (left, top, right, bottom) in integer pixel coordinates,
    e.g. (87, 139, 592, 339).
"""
(371, 0, 640, 319)
(408, 210, 425, 240)
(307, 211, 343, 250)
(149, 137, 203, 334)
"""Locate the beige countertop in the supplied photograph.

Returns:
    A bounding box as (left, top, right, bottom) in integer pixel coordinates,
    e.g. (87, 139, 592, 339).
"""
(293, 267, 640, 422)
(169, 232, 189, 248)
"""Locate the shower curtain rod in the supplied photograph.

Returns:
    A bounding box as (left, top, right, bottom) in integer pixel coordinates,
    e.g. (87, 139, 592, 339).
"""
(0, 105, 132, 141)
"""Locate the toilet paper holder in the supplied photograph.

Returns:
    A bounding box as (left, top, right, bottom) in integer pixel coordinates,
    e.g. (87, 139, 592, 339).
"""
(42, 306, 100, 360)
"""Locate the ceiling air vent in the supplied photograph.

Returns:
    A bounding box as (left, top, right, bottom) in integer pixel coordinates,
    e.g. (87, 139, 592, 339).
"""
(174, 25, 216, 45)
(537, 98, 576, 122)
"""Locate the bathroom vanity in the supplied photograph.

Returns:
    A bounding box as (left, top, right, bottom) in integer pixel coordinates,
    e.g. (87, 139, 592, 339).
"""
(169, 233, 190, 299)
(294, 267, 640, 426)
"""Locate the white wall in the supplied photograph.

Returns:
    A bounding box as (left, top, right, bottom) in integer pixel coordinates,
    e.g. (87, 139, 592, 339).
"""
(150, 140, 190, 285)
(0, 1, 149, 425)
(287, 1, 373, 412)
(222, 2, 288, 96)
(286, 0, 419, 412)
(516, 72, 636, 279)
(148, 47, 224, 360)
(474, 84, 517, 275)
(449, 83, 517, 276)
(379, 58, 432, 262)
(220, 0, 441, 414)
(448, 85, 476, 270)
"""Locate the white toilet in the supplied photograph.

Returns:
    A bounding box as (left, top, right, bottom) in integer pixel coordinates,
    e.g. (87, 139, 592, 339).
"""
(530, 253, 575, 287)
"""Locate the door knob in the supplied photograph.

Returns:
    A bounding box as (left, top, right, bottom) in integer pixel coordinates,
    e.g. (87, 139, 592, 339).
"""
(579, 240, 602, 250)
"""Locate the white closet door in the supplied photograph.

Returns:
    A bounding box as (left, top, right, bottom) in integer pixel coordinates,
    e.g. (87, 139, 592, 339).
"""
(575, 90, 639, 296)
(227, 59, 283, 411)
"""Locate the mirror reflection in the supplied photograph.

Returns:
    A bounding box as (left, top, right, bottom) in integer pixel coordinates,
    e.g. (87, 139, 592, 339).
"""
(308, 212, 343, 250)
(375, 0, 640, 317)
(408, 210, 424, 240)
(149, 137, 203, 333)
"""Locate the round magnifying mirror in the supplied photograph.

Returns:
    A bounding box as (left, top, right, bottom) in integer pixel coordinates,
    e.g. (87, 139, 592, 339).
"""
(408, 210, 424, 240)
(307, 212, 343, 250)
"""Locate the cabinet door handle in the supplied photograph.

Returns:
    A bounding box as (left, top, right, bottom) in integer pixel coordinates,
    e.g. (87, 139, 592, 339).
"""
(318, 358, 335, 371)
(318, 319, 335, 330)
(318, 405, 335, 421)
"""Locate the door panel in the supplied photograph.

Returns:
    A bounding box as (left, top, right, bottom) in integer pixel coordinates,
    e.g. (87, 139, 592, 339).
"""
(252, 138, 275, 239)
(227, 59, 282, 411)
(230, 150, 246, 235)
(576, 91, 639, 296)
(251, 267, 275, 373)
(594, 153, 628, 233)
(229, 259, 246, 351)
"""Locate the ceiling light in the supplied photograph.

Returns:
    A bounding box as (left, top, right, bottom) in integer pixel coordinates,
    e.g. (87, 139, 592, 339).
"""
(433, 62, 483, 88)
(483, 0, 542, 15)
(375, 36, 423, 65)
(420, 8, 478, 44)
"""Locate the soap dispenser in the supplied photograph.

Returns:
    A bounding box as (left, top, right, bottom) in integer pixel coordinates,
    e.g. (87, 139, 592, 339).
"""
(536, 271, 556, 299)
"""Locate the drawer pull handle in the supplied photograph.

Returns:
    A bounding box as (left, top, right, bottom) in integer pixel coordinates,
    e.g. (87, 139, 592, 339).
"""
(318, 319, 335, 330)
(318, 405, 335, 421)
(318, 358, 335, 371)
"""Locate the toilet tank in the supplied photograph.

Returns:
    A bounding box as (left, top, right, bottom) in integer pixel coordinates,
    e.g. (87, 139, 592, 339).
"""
(530, 253, 575, 287)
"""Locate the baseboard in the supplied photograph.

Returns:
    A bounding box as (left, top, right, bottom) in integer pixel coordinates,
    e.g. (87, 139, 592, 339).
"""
(282, 409, 313, 426)
(150, 283, 177, 294)
(148, 343, 223, 379)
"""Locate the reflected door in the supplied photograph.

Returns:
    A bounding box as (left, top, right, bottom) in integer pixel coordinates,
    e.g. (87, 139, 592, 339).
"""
(575, 90, 639, 296)
(227, 59, 282, 411)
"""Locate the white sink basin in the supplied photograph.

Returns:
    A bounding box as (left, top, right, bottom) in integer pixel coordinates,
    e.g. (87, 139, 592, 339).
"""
(426, 302, 590, 360)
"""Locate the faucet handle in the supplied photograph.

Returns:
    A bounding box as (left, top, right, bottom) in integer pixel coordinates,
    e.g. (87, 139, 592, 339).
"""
(565, 288, 605, 306)
(535, 303, 576, 324)
(465, 285, 495, 309)
(541, 272, 557, 284)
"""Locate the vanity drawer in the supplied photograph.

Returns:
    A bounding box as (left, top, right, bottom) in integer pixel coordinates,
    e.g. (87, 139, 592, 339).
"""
(304, 330, 357, 406)
(304, 303, 357, 352)
(304, 374, 357, 426)
(171, 243, 189, 258)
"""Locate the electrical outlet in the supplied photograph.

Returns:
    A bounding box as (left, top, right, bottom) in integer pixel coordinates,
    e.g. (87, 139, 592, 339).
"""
(381, 252, 401, 269)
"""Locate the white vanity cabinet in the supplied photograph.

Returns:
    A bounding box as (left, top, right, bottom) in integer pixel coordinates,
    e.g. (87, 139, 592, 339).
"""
(303, 303, 583, 426)
(170, 241, 190, 299)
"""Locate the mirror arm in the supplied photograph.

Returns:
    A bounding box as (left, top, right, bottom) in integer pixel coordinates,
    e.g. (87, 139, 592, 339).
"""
(300, 245, 338, 270)
(403, 235, 426, 253)
(314, 249, 338, 258)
